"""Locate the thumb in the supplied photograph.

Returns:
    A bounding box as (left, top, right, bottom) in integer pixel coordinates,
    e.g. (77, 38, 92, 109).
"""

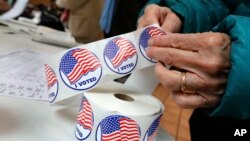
(161, 8, 182, 33)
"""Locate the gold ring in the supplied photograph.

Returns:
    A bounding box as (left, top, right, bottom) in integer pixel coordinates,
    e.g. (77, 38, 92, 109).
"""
(181, 72, 186, 93)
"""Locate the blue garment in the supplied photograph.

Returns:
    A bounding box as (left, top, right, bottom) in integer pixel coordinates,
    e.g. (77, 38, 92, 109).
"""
(211, 15, 250, 119)
(99, 0, 116, 34)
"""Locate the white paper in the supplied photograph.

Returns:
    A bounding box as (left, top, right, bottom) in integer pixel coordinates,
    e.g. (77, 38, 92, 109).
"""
(0, 0, 29, 20)
(31, 26, 79, 48)
(0, 49, 48, 101)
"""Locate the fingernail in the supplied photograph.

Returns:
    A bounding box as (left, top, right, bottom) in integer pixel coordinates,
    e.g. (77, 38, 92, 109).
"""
(148, 39, 153, 46)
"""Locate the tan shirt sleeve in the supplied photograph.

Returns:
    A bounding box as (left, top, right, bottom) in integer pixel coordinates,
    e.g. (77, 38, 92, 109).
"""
(56, 0, 88, 10)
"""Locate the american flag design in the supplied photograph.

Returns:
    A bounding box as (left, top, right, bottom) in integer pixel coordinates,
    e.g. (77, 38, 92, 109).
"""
(45, 64, 57, 89)
(104, 37, 137, 74)
(144, 115, 162, 141)
(75, 97, 93, 140)
(77, 97, 93, 130)
(44, 64, 58, 102)
(59, 48, 102, 90)
(97, 115, 140, 141)
(139, 27, 165, 62)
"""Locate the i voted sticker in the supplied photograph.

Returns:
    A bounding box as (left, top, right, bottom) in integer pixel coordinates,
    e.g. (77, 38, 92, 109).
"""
(44, 64, 58, 103)
(75, 97, 94, 140)
(139, 27, 165, 63)
(59, 48, 102, 91)
(96, 115, 141, 141)
(143, 115, 162, 141)
(104, 37, 138, 74)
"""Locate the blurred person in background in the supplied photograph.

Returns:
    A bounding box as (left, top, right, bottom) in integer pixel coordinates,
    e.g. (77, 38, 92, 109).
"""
(36, 0, 65, 31)
(0, 0, 11, 14)
(99, 0, 148, 38)
(56, 0, 104, 43)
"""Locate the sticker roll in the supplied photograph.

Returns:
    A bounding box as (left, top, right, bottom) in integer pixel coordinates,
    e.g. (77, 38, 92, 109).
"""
(45, 24, 166, 103)
(75, 89, 164, 141)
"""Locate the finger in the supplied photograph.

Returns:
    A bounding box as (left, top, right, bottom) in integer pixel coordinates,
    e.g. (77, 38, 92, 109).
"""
(155, 63, 223, 93)
(137, 16, 158, 29)
(147, 46, 230, 76)
(149, 32, 227, 51)
(137, 4, 162, 29)
(149, 32, 231, 51)
(171, 91, 220, 108)
(155, 63, 201, 91)
(158, 7, 172, 25)
(155, 62, 182, 91)
(161, 9, 182, 33)
(147, 47, 200, 71)
(147, 45, 230, 76)
(148, 34, 199, 51)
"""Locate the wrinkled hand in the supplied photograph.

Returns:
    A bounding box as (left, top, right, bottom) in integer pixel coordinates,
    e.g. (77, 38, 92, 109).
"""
(147, 32, 231, 108)
(138, 4, 182, 33)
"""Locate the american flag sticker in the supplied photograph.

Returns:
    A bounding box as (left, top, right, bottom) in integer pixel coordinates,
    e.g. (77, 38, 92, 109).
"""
(75, 97, 93, 140)
(96, 115, 141, 141)
(143, 115, 162, 141)
(59, 48, 102, 91)
(45, 64, 58, 103)
(139, 26, 165, 63)
(104, 37, 138, 74)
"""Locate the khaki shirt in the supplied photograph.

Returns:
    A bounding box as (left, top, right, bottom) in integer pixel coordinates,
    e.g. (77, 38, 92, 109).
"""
(56, 0, 104, 43)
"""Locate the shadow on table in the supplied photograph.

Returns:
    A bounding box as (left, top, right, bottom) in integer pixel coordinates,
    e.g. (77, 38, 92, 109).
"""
(55, 107, 78, 123)
(0, 107, 20, 134)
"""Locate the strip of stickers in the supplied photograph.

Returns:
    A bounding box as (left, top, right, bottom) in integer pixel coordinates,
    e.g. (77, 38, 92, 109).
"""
(45, 25, 165, 103)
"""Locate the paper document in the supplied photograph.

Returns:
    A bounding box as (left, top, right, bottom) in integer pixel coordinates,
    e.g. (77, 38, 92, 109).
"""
(0, 49, 48, 101)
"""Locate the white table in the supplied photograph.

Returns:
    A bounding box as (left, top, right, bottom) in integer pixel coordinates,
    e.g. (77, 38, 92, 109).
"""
(0, 25, 174, 141)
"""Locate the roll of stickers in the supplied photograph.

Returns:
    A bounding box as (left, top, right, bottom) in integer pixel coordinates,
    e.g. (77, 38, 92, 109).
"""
(45, 24, 166, 103)
(75, 88, 164, 141)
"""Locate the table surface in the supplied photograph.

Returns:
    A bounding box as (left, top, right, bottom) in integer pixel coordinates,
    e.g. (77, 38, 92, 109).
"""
(0, 25, 174, 141)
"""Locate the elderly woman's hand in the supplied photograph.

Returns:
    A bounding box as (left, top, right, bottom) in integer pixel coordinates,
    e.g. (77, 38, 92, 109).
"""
(137, 4, 182, 33)
(147, 32, 231, 108)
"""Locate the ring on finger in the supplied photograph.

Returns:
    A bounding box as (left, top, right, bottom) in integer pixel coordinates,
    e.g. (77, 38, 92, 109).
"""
(181, 72, 186, 93)
(180, 72, 196, 94)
